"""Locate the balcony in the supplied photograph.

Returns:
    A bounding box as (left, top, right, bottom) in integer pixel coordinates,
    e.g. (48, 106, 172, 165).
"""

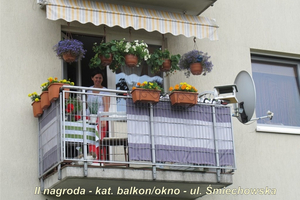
(39, 85, 235, 199)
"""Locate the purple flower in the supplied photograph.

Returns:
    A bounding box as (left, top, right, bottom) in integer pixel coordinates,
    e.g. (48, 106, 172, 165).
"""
(53, 39, 86, 62)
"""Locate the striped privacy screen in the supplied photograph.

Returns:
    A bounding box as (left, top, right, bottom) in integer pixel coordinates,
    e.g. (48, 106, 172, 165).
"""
(46, 0, 219, 40)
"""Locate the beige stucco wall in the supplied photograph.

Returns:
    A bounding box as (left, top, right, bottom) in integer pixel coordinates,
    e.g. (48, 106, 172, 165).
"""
(1, 0, 299, 200)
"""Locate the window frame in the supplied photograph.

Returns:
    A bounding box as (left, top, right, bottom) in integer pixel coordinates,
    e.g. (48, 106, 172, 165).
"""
(251, 54, 300, 135)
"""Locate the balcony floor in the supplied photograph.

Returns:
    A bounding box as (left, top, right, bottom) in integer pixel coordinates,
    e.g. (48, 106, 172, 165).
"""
(43, 166, 233, 199)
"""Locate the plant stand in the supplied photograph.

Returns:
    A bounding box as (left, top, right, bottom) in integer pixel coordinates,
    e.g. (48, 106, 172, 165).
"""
(131, 88, 161, 103)
(169, 91, 198, 106)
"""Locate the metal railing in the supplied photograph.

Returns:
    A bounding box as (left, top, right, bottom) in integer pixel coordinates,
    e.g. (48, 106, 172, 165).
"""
(38, 85, 236, 179)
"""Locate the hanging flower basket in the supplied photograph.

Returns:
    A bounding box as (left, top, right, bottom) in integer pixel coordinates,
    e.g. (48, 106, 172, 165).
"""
(99, 53, 113, 66)
(48, 83, 70, 102)
(190, 63, 203, 75)
(125, 54, 138, 67)
(62, 52, 77, 63)
(169, 91, 198, 106)
(40, 91, 51, 110)
(160, 59, 171, 72)
(32, 101, 43, 118)
(131, 88, 161, 103)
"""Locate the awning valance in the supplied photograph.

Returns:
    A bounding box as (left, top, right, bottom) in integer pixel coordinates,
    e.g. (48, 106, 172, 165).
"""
(45, 0, 219, 40)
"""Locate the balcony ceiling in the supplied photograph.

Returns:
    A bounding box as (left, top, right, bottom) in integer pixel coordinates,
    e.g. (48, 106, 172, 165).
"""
(95, 0, 217, 16)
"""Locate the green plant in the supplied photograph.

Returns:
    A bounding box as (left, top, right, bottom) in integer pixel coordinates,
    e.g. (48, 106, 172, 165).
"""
(179, 50, 213, 78)
(28, 92, 41, 102)
(88, 99, 99, 114)
(89, 40, 120, 72)
(115, 39, 150, 67)
(146, 49, 181, 75)
(66, 97, 82, 114)
(169, 82, 198, 93)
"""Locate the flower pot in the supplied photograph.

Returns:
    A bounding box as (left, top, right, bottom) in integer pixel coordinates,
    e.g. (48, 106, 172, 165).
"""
(40, 91, 51, 110)
(131, 88, 161, 103)
(190, 63, 203, 75)
(169, 91, 198, 106)
(160, 59, 171, 72)
(62, 52, 77, 63)
(89, 114, 98, 125)
(99, 54, 113, 66)
(125, 54, 138, 67)
(48, 83, 70, 103)
(32, 101, 43, 118)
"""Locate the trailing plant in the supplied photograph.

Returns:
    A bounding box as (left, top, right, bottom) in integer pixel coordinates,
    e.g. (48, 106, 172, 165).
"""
(53, 39, 86, 63)
(179, 50, 213, 78)
(146, 49, 181, 76)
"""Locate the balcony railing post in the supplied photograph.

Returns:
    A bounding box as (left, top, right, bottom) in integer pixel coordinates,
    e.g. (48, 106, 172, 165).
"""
(149, 103, 157, 180)
(212, 106, 221, 182)
(82, 89, 88, 176)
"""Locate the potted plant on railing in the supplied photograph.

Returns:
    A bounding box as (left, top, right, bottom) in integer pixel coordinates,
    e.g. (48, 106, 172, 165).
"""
(88, 99, 99, 124)
(65, 97, 82, 121)
(179, 50, 213, 78)
(146, 49, 181, 76)
(40, 81, 50, 110)
(131, 81, 163, 103)
(53, 39, 87, 63)
(47, 77, 74, 102)
(89, 40, 120, 72)
(169, 82, 198, 106)
(28, 92, 42, 117)
(116, 39, 150, 68)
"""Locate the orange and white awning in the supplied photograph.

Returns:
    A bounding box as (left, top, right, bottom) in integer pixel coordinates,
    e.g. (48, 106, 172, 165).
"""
(45, 0, 219, 40)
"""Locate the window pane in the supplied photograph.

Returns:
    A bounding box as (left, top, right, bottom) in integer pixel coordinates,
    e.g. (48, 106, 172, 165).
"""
(252, 59, 300, 127)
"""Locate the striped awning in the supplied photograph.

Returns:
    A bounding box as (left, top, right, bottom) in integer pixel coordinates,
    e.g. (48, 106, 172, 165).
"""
(45, 0, 219, 40)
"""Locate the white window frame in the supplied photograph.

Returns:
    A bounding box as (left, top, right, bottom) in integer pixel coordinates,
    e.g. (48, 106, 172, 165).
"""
(251, 54, 300, 135)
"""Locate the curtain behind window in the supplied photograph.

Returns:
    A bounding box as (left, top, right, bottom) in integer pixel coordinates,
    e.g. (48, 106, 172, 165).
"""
(252, 61, 300, 127)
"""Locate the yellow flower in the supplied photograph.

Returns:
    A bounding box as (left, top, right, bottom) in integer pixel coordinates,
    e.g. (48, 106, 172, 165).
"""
(186, 86, 191, 90)
(62, 79, 67, 83)
(71, 82, 74, 85)
(33, 92, 38, 95)
(149, 82, 153, 86)
(34, 98, 39, 102)
(132, 86, 136, 90)
(143, 81, 147, 84)
(28, 93, 31, 97)
(181, 84, 186, 90)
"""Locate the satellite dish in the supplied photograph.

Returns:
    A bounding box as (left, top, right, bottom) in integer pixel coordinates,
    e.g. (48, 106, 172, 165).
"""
(234, 70, 256, 123)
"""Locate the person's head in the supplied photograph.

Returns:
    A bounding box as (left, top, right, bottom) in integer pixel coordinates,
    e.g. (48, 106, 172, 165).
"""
(91, 69, 104, 87)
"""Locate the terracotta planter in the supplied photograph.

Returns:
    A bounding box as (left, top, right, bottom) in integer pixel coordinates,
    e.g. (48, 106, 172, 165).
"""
(40, 91, 51, 110)
(32, 101, 43, 118)
(62, 52, 77, 63)
(131, 88, 161, 103)
(125, 54, 138, 67)
(48, 83, 70, 102)
(160, 59, 171, 72)
(99, 54, 113, 66)
(169, 91, 198, 106)
(190, 63, 203, 75)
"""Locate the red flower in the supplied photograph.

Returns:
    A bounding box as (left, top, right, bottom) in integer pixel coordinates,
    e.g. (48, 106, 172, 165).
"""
(74, 115, 81, 121)
(66, 103, 74, 113)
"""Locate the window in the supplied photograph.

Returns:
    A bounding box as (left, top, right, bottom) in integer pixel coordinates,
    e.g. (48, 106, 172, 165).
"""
(251, 55, 300, 133)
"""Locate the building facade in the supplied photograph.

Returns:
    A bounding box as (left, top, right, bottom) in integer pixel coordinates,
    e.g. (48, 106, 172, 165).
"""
(0, 0, 299, 200)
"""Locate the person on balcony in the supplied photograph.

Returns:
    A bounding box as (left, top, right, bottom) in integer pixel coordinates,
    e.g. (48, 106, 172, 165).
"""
(86, 69, 110, 161)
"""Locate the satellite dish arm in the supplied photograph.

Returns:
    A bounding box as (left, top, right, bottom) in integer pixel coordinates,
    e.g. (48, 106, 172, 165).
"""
(250, 111, 274, 121)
